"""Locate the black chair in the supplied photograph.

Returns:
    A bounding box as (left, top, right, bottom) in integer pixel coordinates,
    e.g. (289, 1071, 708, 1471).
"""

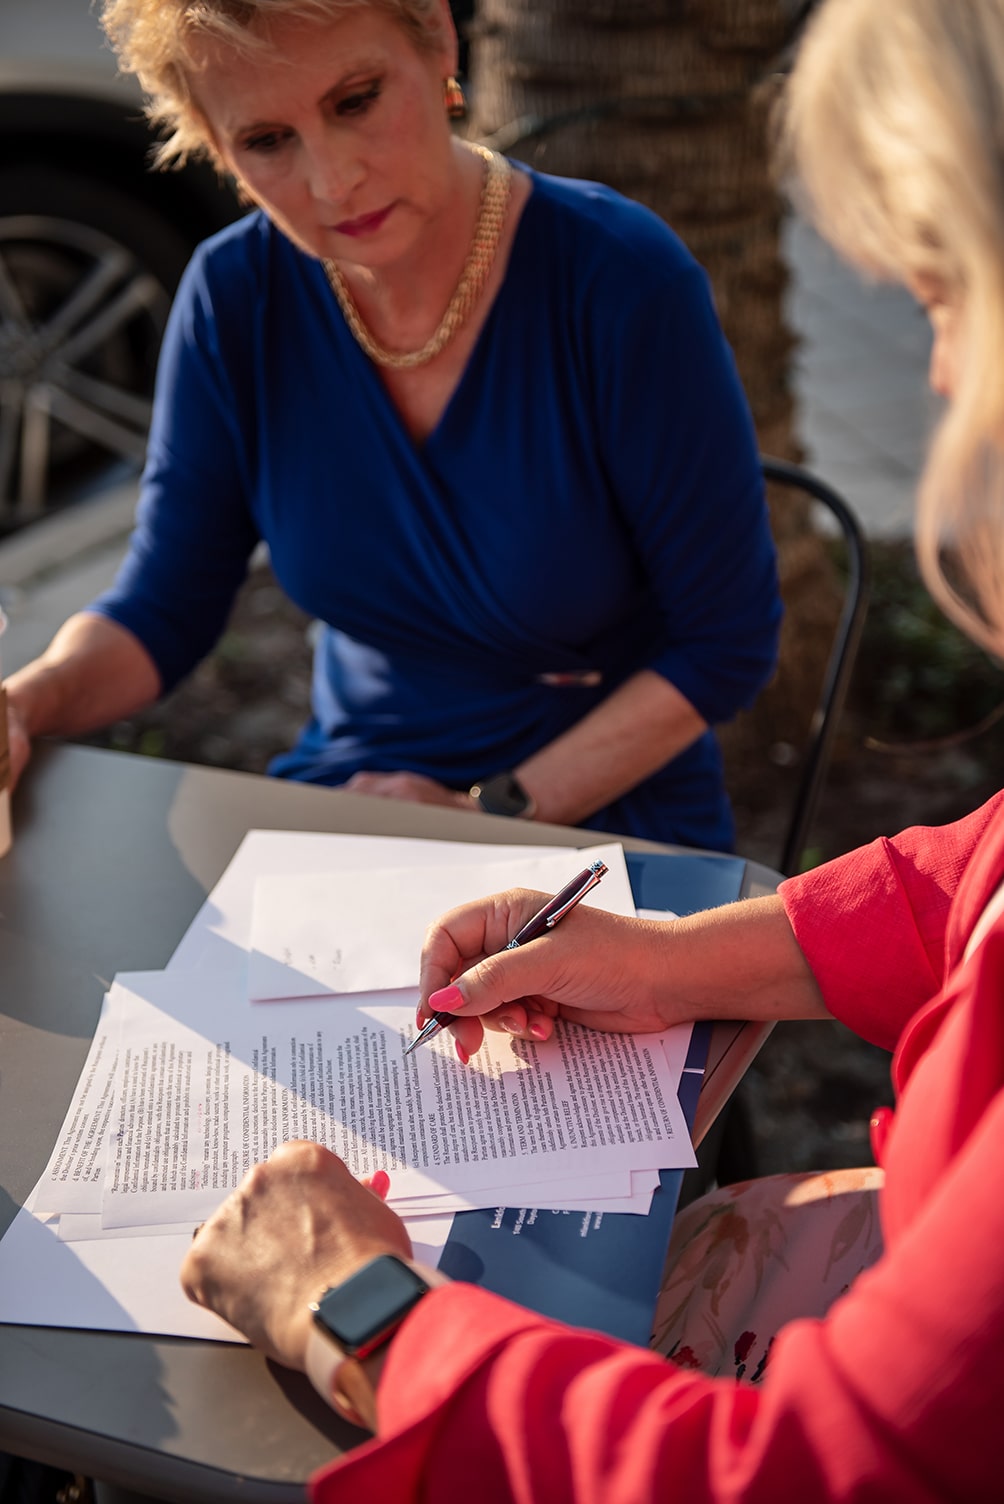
(759, 455, 870, 878)
(679, 460, 869, 1195)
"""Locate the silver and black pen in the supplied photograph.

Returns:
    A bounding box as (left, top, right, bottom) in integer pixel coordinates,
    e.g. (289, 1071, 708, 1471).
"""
(404, 859, 608, 1056)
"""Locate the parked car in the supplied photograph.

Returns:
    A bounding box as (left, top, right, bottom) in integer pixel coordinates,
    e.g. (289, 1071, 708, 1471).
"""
(0, 3, 238, 527)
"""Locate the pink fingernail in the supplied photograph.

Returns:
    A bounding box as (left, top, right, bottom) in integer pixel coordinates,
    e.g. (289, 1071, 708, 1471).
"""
(429, 984, 465, 1014)
(529, 1020, 549, 1041)
(369, 1169, 391, 1200)
(455, 1040, 470, 1065)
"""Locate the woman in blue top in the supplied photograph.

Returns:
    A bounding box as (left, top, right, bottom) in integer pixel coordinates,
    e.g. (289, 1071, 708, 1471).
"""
(5, 0, 781, 851)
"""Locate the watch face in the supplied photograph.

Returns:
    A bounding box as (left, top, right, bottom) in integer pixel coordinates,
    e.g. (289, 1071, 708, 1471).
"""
(471, 772, 534, 819)
(313, 1255, 429, 1357)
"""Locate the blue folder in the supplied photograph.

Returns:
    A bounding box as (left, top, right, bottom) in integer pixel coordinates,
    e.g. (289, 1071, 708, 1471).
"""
(438, 850, 746, 1345)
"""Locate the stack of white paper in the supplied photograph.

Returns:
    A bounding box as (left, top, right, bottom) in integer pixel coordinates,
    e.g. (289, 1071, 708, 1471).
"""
(0, 834, 694, 1342)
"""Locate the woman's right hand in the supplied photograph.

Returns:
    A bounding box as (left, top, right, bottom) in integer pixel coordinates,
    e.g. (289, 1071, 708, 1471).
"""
(417, 889, 678, 1058)
(1, 613, 162, 798)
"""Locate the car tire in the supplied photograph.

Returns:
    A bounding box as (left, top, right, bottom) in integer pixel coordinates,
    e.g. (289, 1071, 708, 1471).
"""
(0, 165, 195, 526)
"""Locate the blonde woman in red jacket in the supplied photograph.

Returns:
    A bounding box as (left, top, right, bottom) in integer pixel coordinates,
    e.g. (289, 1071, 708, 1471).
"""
(182, 2, 1004, 1498)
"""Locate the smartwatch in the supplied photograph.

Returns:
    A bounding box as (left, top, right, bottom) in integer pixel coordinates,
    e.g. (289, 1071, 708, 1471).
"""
(469, 771, 537, 820)
(305, 1255, 447, 1417)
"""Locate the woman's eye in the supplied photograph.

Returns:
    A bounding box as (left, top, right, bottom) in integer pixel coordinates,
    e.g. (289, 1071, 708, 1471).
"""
(243, 130, 289, 155)
(337, 82, 381, 117)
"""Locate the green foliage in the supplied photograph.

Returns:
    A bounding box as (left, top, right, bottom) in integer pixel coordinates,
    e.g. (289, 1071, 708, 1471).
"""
(850, 541, 1004, 745)
(214, 630, 250, 665)
(137, 729, 166, 759)
(797, 845, 824, 874)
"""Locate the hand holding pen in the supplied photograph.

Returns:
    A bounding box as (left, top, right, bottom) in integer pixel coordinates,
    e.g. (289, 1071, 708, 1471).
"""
(405, 860, 608, 1055)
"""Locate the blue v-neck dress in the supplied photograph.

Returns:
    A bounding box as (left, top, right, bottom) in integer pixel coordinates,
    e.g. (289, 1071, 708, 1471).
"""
(91, 168, 781, 850)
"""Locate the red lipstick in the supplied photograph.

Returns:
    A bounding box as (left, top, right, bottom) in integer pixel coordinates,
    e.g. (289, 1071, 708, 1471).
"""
(332, 204, 393, 237)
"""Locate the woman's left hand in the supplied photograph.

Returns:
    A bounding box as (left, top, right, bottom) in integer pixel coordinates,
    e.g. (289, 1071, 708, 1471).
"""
(180, 1141, 411, 1371)
(342, 770, 473, 809)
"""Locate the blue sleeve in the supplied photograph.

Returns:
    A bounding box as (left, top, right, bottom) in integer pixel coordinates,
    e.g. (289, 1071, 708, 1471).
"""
(592, 247, 781, 724)
(88, 232, 261, 692)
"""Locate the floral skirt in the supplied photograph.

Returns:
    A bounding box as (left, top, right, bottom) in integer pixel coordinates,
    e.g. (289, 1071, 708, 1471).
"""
(652, 1168, 885, 1383)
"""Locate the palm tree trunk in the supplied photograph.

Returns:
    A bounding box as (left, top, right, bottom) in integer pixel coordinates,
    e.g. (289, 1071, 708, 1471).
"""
(465, 0, 849, 865)
(468, 0, 796, 455)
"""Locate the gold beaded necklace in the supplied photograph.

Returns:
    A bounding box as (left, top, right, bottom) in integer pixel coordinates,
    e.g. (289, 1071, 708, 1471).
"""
(323, 143, 512, 370)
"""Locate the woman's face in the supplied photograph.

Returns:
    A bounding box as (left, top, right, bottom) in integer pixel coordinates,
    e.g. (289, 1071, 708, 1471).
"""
(190, 3, 457, 269)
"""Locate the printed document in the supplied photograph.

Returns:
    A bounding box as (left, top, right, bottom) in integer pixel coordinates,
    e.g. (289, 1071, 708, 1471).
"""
(1, 831, 700, 1343)
(95, 968, 693, 1229)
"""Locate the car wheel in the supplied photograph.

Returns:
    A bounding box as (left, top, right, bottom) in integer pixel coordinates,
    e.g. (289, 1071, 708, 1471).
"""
(0, 166, 194, 528)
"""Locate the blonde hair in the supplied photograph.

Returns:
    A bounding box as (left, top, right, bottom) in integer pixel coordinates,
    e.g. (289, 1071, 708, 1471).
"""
(100, 0, 444, 167)
(783, 0, 1004, 657)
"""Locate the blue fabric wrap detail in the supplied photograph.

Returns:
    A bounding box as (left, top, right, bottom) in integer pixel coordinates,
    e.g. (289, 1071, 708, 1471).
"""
(89, 169, 780, 851)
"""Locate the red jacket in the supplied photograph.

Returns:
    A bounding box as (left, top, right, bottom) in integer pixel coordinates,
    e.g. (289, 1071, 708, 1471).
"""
(313, 795, 1004, 1502)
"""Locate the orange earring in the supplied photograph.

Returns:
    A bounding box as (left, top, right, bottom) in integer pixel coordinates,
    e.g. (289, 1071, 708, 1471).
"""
(443, 75, 467, 121)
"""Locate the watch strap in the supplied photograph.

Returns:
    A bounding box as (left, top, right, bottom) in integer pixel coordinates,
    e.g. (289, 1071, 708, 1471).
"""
(305, 1318, 351, 1410)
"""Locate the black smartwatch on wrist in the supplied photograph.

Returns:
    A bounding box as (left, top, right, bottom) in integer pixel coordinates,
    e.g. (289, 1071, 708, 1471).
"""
(469, 770, 537, 819)
(310, 1254, 432, 1360)
(305, 1255, 447, 1419)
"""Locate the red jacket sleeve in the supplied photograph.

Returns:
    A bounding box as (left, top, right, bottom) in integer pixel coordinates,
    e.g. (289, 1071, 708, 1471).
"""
(313, 1084, 1004, 1502)
(778, 792, 1004, 1048)
(308, 794, 1004, 1502)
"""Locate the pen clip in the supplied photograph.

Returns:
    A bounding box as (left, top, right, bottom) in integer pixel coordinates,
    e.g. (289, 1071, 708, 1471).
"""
(543, 859, 607, 927)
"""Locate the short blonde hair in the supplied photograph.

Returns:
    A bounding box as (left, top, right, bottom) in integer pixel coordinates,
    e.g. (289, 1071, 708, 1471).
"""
(100, 0, 444, 167)
(783, 0, 1004, 657)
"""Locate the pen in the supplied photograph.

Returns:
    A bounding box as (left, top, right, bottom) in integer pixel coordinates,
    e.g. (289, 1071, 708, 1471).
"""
(404, 858, 608, 1056)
